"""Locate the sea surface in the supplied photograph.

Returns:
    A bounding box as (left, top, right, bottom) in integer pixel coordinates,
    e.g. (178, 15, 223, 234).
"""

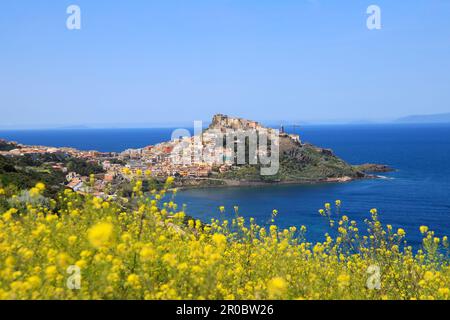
(1, 124, 450, 247)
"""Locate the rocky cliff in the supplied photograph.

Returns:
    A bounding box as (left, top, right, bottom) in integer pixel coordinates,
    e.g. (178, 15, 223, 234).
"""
(210, 114, 385, 183)
(209, 114, 262, 131)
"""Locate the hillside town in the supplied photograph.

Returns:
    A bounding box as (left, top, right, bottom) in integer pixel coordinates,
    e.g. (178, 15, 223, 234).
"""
(0, 115, 302, 198)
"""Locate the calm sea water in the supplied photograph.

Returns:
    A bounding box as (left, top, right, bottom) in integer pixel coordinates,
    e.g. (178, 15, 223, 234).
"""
(1, 124, 450, 247)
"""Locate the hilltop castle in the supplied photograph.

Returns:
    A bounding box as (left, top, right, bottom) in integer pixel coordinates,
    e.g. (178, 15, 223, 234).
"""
(209, 114, 262, 131)
(209, 114, 301, 144)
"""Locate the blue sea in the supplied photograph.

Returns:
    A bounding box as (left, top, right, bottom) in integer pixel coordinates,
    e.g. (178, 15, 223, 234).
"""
(1, 124, 450, 247)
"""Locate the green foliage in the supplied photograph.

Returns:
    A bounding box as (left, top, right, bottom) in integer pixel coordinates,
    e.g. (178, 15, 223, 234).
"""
(0, 156, 65, 194)
(218, 144, 360, 182)
(66, 158, 104, 176)
(0, 154, 104, 198)
(0, 140, 16, 152)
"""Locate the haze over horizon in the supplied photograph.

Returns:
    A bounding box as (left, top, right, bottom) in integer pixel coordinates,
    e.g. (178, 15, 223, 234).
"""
(1, 1, 450, 128)
(3, 112, 450, 130)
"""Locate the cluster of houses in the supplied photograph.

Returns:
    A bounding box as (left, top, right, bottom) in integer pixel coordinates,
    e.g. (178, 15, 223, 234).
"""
(120, 141, 221, 178)
(1, 115, 303, 197)
(0, 141, 123, 197)
(116, 115, 303, 181)
(65, 171, 117, 197)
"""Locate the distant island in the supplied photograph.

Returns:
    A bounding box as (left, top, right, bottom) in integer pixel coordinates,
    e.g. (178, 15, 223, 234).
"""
(396, 112, 450, 124)
(0, 115, 392, 195)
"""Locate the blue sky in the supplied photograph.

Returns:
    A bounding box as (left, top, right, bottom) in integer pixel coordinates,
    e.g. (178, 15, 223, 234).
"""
(1, 0, 450, 128)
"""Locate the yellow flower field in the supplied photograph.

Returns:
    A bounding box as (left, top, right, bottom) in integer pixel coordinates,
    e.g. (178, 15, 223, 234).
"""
(0, 180, 449, 300)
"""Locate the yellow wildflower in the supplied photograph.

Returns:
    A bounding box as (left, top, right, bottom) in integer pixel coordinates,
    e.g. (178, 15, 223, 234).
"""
(420, 226, 429, 234)
(163, 253, 177, 268)
(337, 274, 351, 287)
(45, 266, 58, 280)
(438, 288, 449, 297)
(140, 246, 155, 262)
(27, 276, 42, 289)
(212, 233, 227, 247)
(267, 277, 287, 299)
(126, 274, 141, 288)
(68, 235, 78, 245)
(424, 271, 434, 282)
(166, 176, 175, 184)
(5, 256, 15, 267)
(29, 187, 40, 197)
(87, 222, 114, 248)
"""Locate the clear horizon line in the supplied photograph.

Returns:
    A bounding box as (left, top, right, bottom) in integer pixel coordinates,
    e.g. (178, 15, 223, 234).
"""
(0, 118, 396, 130)
(2, 113, 450, 130)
